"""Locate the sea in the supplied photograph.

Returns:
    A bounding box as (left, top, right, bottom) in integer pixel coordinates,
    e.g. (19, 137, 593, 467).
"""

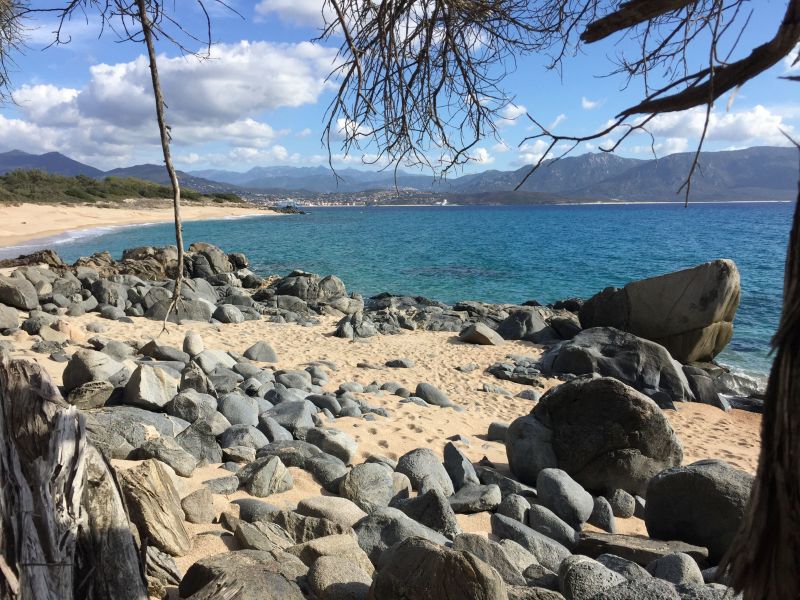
(2, 202, 791, 380)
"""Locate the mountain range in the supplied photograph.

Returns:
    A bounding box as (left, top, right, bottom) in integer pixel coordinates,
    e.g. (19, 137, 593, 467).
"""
(0, 146, 796, 202)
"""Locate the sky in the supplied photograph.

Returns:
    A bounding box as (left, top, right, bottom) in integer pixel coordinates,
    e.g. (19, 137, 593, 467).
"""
(1, 0, 798, 174)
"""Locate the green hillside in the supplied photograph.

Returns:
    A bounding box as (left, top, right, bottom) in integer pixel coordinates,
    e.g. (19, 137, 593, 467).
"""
(0, 170, 242, 205)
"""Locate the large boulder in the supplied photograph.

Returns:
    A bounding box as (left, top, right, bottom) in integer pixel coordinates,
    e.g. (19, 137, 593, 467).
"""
(368, 537, 508, 600)
(179, 550, 307, 600)
(353, 507, 449, 565)
(62, 349, 130, 393)
(276, 271, 347, 305)
(123, 365, 178, 411)
(396, 447, 455, 496)
(538, 327, 695, 404)
(335, 312, 378, 340)
(0, 274, 39, 310)
(506, 377, 683, 495)
(644, 459, 753, 563)
(497, 309, 558, 343)
(188, 242, 234, 274)
(0, 304, 19, 329)
(579, 260, 740, 363)
(117, 459, 191, 557)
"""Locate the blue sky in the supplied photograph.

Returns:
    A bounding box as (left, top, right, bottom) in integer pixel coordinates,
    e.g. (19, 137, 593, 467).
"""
(1, 0, 798, 173)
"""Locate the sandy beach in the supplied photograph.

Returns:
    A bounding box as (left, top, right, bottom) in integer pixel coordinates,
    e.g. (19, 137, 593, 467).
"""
(2, 308, 762, 577)
(0, 201, 271, 249)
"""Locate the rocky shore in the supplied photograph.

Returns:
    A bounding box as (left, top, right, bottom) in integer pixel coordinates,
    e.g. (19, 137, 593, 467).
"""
(0, 242, 762, 599)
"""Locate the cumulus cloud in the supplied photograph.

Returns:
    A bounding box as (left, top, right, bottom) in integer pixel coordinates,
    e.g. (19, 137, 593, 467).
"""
(581, 97, 600, 110)
(0, 41, 337, 169)
(470, 147, 495, 164)
(515, 139, 550, 165)
(13, 85, 80, 126)
(498, 104, 527, 127)
(296, 128, 313, 138)
(645, 105, 794, 145)
(77, 41, 336, 128)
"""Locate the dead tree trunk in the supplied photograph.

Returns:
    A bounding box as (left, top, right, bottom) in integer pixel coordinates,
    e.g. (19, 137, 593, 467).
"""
(0, 353, 147, 600)
(136, 0, 186, 330)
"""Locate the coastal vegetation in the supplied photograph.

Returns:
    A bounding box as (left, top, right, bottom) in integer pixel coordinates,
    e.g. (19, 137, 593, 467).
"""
(0, 169, 242, 205)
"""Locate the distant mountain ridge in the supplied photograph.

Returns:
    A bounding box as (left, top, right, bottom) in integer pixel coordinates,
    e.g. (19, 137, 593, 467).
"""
(0, 146, 796, 202)
(0, 149, 104, 178)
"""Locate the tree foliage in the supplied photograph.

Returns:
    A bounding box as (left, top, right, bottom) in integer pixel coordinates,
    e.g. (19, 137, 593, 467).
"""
(323, 0, 800, 197)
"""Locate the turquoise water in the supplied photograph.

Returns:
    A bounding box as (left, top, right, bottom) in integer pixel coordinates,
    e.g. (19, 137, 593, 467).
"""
(7, 203, 792, 376)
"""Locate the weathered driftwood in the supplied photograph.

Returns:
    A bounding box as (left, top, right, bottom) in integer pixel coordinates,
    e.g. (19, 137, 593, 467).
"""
(0, 353, 147, 600)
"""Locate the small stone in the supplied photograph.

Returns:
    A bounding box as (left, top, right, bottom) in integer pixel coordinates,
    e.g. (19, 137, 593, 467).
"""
(443, 441, 480, 491)
(244, 340, 278, 362)
(449, 483, 502, 514)
(498, 494, 529, 523)
(183, 331, 204, 356)
(238, 456, 294, 497)
(487, 422, 509, 442)
(459, 322, 505, 345)
(296, 495, 367, 528)
(181, 488, 215, 524)
(606, 489, 636, 519)
(589, 496, 617, 533)
(646, 552, 704, 585)
(414, 382, 454, 407)
(385, 358, 415, 368)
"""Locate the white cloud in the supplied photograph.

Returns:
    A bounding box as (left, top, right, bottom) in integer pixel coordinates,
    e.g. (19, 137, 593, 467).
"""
(581, 97, 601, 110)
(78, 42, 336, 128)
(498, 104, 527, 127)
(549, 113, 567, 129)
(332, 117, 372, 141)
(255, 0, 330, 27)
(515, 139, 550, 165)
(492, 141, 511, 153)
(631, 137, 689, 156)
(0, 41, 337, 170)
(646, 105, 794, 145)
(470, 147, 495, 164)
(13, 84, 80, 125)
(177, 145, 302, 169)
(296, 128, 313, 138)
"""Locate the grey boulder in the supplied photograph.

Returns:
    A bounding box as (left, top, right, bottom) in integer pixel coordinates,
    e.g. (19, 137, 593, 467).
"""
(538, 327, 695, 404)
(506, 377, 683, 495)
(536, 468, 594, 528)
(645, 459, 753, 563)
(396, 447, 455, 496)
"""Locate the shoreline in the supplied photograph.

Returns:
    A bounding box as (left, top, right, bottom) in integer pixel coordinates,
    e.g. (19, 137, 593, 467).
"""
(297, 199, 793, 208)
(0, 201, 274, 256)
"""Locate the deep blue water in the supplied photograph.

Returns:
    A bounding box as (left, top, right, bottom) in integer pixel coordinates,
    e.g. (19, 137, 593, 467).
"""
(5, 203, 791, 375)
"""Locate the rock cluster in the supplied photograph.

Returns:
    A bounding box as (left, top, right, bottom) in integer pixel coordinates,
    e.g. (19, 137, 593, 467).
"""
(0, 244, 758, 599)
